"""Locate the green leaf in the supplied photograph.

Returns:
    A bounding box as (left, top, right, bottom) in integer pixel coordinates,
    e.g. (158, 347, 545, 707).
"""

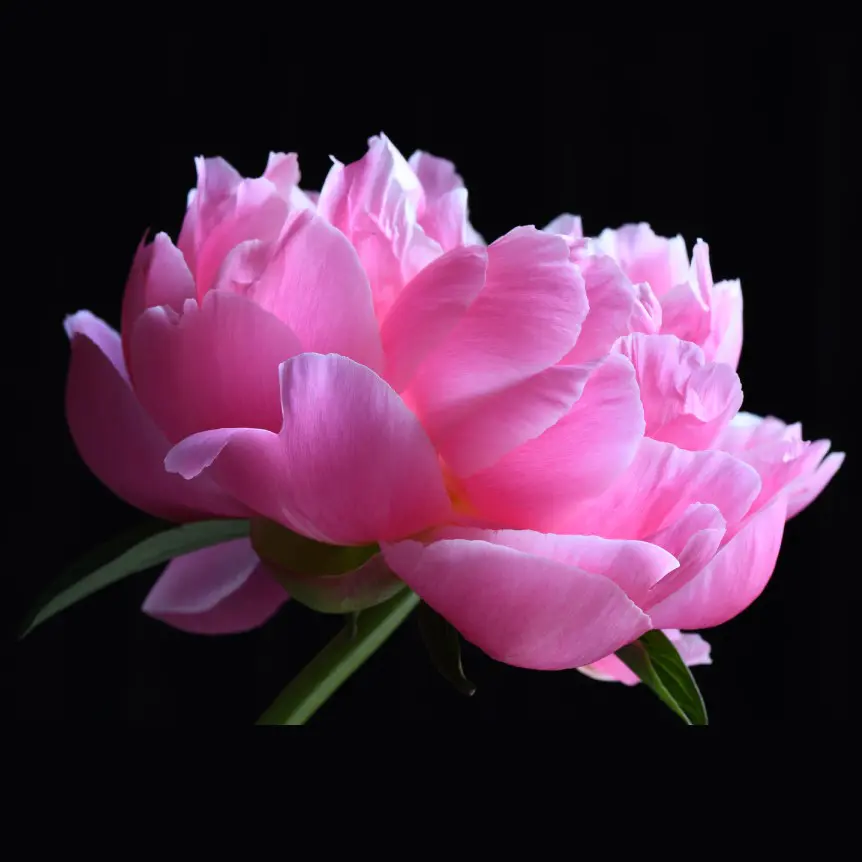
(417, 602, 476, 697)
(615, 630, 708, 725)
(20, 518, 251, 637)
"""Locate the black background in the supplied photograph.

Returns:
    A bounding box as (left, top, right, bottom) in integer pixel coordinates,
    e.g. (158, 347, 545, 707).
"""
(7, 31, 854, 724)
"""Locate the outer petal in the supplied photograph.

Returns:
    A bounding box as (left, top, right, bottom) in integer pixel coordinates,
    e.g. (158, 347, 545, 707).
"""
(461, 354, 644, 529)
(64, 312, 246, 521)
(787, 451, 845, 519)
(142, 538, 288, 634)
(594, 223, 689, 297)
(131, 290, 303, 443)
(380, 245, 488, 392)
(649, 494, 787, 630)
(564, 437, 762, 540)
(215, 210, 383, 372)
(408, 227, 588, 472)
(383, 536, 652, 670)
(165, 353, 452, 546)
(614, 333, 743, 450)
(562, 256, 661, 365)
(578, 629, 712, 685)
(120, 232, 195, 367)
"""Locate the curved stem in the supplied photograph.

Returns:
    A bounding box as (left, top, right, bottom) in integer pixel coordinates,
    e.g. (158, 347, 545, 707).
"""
(257, 589, 420, 726)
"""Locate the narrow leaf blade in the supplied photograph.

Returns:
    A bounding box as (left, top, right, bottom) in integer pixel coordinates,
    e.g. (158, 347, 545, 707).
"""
(21, 518, 251, 637)
(616, 630, 708, 725)
(417, 602, 476, 697)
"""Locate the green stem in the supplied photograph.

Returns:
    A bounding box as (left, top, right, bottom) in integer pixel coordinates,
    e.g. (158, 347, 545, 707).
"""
(257, 589, 420, 726)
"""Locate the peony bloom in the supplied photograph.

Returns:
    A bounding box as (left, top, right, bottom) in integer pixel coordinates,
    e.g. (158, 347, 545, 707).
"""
(65, 135, 842, 673)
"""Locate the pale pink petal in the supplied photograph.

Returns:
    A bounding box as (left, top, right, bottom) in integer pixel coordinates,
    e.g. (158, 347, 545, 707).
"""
(563, 256, 661, 365)
(564, 437, 762, 540)
(461, 354, 644, 529)
(165, 354, 451, 546)
(543, 213, 583, 240)
(578, 629, 711, 685)
(383, 536, 651, 670)
(641, 503, 727, 609)
(649, 494, 787, 630)
(408, 227, 588, 471)
(420, 188, 474, 251)
(614, 333, 743, 450)
(786, 451, 845, 519)
(430, 526, 679, 609)
(703, 278, 743, 369)
(130, 291, 303, 443)
(143, 538, 288, 635)
(318, 136, 442, 319)
(380, 245, 488, 392)
(408, 150, 464, 198)
(594, 223, 689, 297)
(660, 241, 713, 345)
(64, 312, 246, 521)
(263, 152, 316, 212)
(120, 232, 195, 367)
(215, 210, 383, 372)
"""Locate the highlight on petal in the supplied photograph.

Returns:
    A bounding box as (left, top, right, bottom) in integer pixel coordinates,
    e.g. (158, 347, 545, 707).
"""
(130, 290, 303, 443)
(649, 493, 787, 630)
(461, 354, 645, 529)
(564, 437, 761, 540)
(64, 312, 246, 521)
(578, 629, 712, 685)
(543, 213, 583, 240)
(383, 534, 652, 670)
(594, 223, 689, 297)
(660, 240, 713, 346)
(562, 256, 661, 365)
(142, 538, 288, 634)
(703, 278, 743, 369)
(380, 245, 488, 392)
(786, 451, 845, 519)
(408, 227, 589, 471)
(613, 333, 743, 450)
(165, 353, 452, 546)
(215, 209, 383, 371)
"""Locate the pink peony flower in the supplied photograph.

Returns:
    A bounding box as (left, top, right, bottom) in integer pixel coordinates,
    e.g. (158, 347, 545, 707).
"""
(65, 135, 843, 673)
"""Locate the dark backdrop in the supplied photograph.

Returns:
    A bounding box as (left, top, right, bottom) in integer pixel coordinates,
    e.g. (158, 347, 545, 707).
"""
(7, 31, 854, 724)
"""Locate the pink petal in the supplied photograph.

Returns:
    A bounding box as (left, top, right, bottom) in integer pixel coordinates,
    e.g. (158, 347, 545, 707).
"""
(120, 232, 195, 368)
(660, 241, 713, 345)
(594, 223, 689, 297)
(130, 290, 303, 443)
(786, 451, 845, 519)
(460, 354, 644, 529)
(703, 278, 743, 369)
(649, 494, 787, 630)
(408, 150, 464, 198)
(64, 312, 246, 521)
(562, 256, 661, 365)
(420, 188, 474, 251)
(578, 629, 712, 685)
(317, 136, 442, 319)
(408, 226, 588, 472)
(383, 535, 652, 670)
(215, 210, 383, 372)
(564, 437, 762, 540)
(380, 245, 488, 392)
(614, 333, 743, 450)
(641, 503, 727, 609)
(165, 353, 452, 546)
(142, 538, 288, 635)
(543, 213, 583, 240)
(263, 152, 316, 212)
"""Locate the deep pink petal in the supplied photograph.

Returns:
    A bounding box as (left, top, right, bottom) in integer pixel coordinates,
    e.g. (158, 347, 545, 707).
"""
(120, 232, 195, 368)
(408, 227, 588, 469)
(649, 494, 787, 629)
(578, 629, 712, 685)
(614, 333, 743, 450)
(594, 223, 689, 297)
(383, 536, 651, 670)
(64, 312, 246, 521)
(215, 210, 383, 371)
(380, 245, 488, 392)
(461, 354, 644, 529)
(563, 256, 661, 365)
(142, 538, 288, 634)
(131, 290, 303, 443)
(564, 437, 762, 539)
(165, 353, 451, 545)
